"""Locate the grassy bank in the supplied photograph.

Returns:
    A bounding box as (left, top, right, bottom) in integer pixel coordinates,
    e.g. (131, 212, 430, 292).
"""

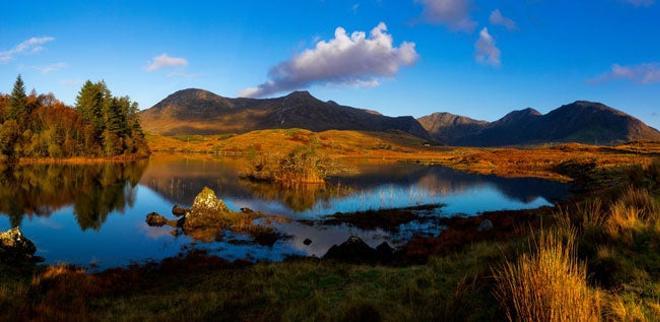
(17, 153, 150, 166)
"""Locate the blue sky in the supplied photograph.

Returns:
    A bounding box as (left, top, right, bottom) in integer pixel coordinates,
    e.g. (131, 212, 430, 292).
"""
(1, 0, 659, 128)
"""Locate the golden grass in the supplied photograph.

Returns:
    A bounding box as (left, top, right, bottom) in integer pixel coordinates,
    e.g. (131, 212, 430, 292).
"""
(604, 294, 652, 322)
(493, 229, 601, 322)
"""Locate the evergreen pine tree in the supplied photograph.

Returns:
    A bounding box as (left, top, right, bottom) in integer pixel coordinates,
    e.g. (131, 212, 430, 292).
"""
(9, 75, 27, 122)
(75, 81, 106, 140)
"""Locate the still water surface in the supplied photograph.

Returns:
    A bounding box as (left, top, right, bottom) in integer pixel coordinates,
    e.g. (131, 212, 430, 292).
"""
(0, 156, 569, 268)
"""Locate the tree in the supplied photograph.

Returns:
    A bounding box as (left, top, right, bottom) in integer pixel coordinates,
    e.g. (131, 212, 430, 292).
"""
(8, 75, 27, 122)
(0, 120, 21, 160)
(75, 80, 107, 140)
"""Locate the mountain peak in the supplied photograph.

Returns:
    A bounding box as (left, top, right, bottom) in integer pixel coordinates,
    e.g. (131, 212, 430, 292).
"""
(285, 90, 315, 99)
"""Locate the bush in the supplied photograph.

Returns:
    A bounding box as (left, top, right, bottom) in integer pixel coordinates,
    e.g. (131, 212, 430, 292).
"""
(245, 142, 330, 184)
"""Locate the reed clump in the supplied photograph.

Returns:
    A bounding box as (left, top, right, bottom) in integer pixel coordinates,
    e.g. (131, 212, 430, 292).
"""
(493, 229, 601, 322)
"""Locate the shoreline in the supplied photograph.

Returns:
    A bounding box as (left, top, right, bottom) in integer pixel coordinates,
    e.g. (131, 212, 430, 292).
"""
(16, 154, 151, 166)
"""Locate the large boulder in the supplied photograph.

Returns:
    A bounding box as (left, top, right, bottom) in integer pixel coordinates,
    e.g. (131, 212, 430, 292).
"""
(183, 187, 232, 231)
(0, 227, 37, 261)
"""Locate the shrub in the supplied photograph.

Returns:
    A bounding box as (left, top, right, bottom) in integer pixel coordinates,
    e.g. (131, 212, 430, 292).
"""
(493, 229, 601, 322)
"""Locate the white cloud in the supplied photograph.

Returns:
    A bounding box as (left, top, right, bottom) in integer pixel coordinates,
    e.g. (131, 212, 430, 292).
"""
(32, 62, 68, 74)
(146, 53, 188, 71)
(475, 28, 500, 67)
(240, 22, 418, 98)
(489, 9, 517, 31)
(352, 3, 360, 14)
(166, 71, 202, 79)
(417, 0, 476, 32)
(593, 63, 660, 84)
(0, 36, 55, 63)
(623, 0, 654, 7)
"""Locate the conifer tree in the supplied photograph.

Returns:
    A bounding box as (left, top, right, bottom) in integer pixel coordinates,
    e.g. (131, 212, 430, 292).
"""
(75, 81, 106, 139)
(9, 75, 27, 122)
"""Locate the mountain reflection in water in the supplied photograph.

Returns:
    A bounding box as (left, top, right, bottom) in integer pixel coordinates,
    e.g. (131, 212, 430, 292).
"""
(0, 155, 569, 268)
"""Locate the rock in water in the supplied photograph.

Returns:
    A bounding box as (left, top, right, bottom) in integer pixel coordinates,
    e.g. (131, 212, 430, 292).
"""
(172, 205, 189, 217)
(146, 212, 168, 227)
(0, 227, 37, 261)
(183, 187, 232, 231)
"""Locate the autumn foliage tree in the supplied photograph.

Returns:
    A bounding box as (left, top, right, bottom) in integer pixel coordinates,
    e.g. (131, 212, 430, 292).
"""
(0, 75, 149, 162)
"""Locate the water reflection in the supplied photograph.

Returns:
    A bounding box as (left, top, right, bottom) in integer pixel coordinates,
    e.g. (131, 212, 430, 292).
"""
(140, 158, 568, 216)
(0, 161, 147, 229)
(0, 155, 570, 267)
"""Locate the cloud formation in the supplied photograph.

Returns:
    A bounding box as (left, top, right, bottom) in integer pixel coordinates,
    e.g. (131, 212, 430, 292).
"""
(146, 54, 188, 71)
(417, 0, 476, 32)
(240, 22, 418, 98)
(593, 63, 660, 84)
(0, 36, 55, 63)
(623, 0, 654, 7)
(489, 9, 517, 31)
(32, 62, 68, 74)
(475, 28, 500, 67)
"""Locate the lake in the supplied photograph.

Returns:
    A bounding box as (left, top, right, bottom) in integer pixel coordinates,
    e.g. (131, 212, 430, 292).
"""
(0, 155, 569, 269)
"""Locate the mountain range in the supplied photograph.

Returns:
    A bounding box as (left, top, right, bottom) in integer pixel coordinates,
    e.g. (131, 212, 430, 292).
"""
(140, 89, 660, 146)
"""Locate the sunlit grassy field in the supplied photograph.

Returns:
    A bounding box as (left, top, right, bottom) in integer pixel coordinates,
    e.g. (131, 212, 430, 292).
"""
(146, 129, 658, 181)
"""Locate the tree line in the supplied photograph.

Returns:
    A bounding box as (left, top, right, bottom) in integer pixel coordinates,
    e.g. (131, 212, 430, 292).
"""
(0, 75, 149, 162)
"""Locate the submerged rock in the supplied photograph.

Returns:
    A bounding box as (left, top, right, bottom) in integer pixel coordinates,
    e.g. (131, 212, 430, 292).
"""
(0, 227, 37, 261)
(146, 212, 169, 227)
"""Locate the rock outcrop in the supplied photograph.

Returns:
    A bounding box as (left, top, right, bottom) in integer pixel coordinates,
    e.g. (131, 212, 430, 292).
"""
(0, 227, 37, 261)
(182, 187, 232, 232)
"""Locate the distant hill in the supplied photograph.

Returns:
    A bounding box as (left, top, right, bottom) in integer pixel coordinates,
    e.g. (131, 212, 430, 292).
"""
(419, 101, 660, 146)
(140, 89, 431, 139)
(417, 112, 488, 144)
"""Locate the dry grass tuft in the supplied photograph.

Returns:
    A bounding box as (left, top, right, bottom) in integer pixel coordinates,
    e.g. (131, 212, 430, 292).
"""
(605, 187, 659, 243)
(604, 294, 650, 322)
(556, 199, 607, 234)
(493, 229, 601, 322)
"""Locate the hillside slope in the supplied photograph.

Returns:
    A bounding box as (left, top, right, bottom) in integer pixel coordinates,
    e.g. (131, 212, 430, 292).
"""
(141, 89, 431, 139)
